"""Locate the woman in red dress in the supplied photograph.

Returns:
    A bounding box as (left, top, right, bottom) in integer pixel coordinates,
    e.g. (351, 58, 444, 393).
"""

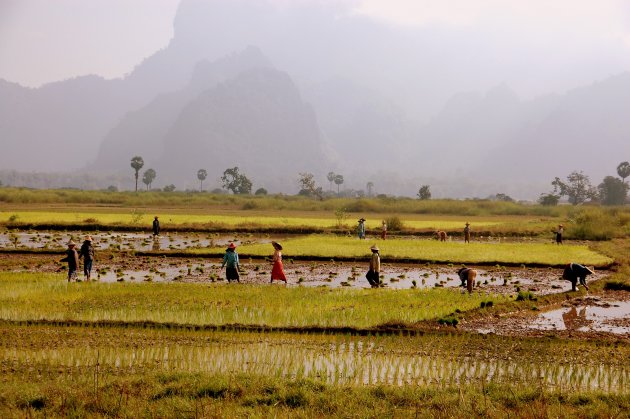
(270, 241, 287, 283)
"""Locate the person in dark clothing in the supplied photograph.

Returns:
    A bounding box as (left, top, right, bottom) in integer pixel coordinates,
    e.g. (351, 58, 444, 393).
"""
(555, 224, 564, 245)
(221, 243, 240, 283)
(457, 267, 477, 293)
(78, 235, 95, 281)
(562, 263, 593, 291)
(60, 240, 80, 282)
(152, 216, 160, 236)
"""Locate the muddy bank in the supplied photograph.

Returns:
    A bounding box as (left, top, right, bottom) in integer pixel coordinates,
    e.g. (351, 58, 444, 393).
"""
(459, 291, 630, 339)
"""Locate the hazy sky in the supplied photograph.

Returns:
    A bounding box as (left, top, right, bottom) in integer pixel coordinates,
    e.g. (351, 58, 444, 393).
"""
(1, 0, 630, 89)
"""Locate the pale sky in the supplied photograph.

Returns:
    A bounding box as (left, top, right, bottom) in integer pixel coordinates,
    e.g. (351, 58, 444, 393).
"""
(1, 0, 629, 87)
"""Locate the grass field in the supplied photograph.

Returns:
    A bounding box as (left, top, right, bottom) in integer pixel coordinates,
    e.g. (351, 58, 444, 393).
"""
(1, 325, 628, 417)
(0, 209, 513, 231)
(0, 272, 504, 328)
(206, 235, 613, 267)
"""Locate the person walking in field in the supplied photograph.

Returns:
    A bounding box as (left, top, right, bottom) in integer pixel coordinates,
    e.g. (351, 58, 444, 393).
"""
(381, 220, 387, 240)
(270, 241, 287, 284)
(464, 222, 471, 243)
(357, 218, 366, 239)
(556, 224, 564, 245)
(78, 235, 95, 281)
(221, 243, 240, 283)
(152, 216, 160, 236)
(366, 245, 381, 288)
(60, 240, 80, 282)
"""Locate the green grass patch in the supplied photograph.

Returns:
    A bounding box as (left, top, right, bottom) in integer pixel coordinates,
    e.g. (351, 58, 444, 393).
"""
(0, 272, 505, 328)
(222, 235, 613, 266)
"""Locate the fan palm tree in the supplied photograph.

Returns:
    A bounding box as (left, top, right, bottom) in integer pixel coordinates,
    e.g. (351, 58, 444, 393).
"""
(617, 161, 630, 184)
(130, 156, 144, 192)
(197, 169, 208, 192)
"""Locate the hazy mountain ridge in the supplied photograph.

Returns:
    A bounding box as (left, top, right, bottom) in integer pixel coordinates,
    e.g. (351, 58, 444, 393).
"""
(94, 46, 272, 172)
(157, 67, 329, 191)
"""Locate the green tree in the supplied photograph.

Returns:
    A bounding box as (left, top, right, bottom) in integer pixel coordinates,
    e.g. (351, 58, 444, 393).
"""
(298, 172, 323, 200)
(254, 187, 268, 195)
(327, 172, 336, 191)
(334, 174, 344, 195)
(617, 161, 630, 184)
(130, 156, 144, 192)
(221, 167, 252, 194)
(598, 176, 629, 205)
(551, 171, 597, 205)
(417, 185, 431, 200)
(197, 169, 208, 192)
(163, 184, 176, 192)
(538, 193, 560, 206)
(142, 168, 156, 190)
(494, 193, 514, 202)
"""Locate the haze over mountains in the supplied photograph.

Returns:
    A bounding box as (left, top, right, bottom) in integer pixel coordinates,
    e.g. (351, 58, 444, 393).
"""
(1, 0, 629, 199)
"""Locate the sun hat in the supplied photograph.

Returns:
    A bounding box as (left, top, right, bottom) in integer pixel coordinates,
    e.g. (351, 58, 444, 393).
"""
(67, 240, 76, 247)
(370, 245, 379, 252)
(228, 243, 236, 249)
(465, 222, 470, 225)
(271, 241, 283, 250)
(85, 235, 92, 241)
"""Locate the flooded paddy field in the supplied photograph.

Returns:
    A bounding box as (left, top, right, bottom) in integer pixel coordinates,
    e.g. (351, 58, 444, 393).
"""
(0, 252, 600, 296)
(1, 325, 627, 392)
(0, 231, 276, 252)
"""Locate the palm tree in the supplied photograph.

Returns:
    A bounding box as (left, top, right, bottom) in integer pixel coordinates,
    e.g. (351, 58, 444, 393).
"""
(366, 182, 374, 197)
(327, 172, 336, 191)
(197, 169, 208, 192)
(142, 168, 156, 190)
(617, 161, 630, 184)
(130, 156, 144, 192)
(334, 174, 344, 195)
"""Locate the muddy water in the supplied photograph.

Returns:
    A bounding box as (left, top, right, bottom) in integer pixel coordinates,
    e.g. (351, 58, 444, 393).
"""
(0, 231, 271, 252)
(86, 260, 597, 296)
(529, 300, 630, 335)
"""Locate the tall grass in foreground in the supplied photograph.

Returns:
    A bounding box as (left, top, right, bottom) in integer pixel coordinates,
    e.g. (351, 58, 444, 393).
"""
(224, 235, 613, 266)
(0, 273, 504, 327)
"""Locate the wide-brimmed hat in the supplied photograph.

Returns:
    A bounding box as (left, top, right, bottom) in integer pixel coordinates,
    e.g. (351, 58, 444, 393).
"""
(228, 243, 236, 249)
(85, 235, 92, 242)
(271, 241, 283, 250)
(465, 222, 470, 226)
(559, 224, 563, 227)
(67, 240, 76, 247)
(370, 245, 379, 252)
(358, 218, 366, 222)
(154, 216, 159, 219)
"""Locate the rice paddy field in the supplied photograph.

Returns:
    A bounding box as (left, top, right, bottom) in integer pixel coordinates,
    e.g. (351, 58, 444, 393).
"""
(0, 195, 629, 417)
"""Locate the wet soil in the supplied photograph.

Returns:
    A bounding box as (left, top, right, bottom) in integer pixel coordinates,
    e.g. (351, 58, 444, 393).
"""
(459, 291, 630, 339)
(0, 252, 602, 295)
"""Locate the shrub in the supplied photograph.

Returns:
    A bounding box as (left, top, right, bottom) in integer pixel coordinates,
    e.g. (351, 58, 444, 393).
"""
(384, 216, 404, 231)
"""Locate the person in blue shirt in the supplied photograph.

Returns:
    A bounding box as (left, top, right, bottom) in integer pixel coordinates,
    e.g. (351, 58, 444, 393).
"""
(221, 243, 240, 283)
(357, 218, 366, 239)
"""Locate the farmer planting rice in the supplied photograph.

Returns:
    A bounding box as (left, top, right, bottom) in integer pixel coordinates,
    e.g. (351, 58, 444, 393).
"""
(221, 242, 240, 283)
(457, 267, 477, 293)
(562, 263, 593, 291)
(270, 241, 287, 283)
